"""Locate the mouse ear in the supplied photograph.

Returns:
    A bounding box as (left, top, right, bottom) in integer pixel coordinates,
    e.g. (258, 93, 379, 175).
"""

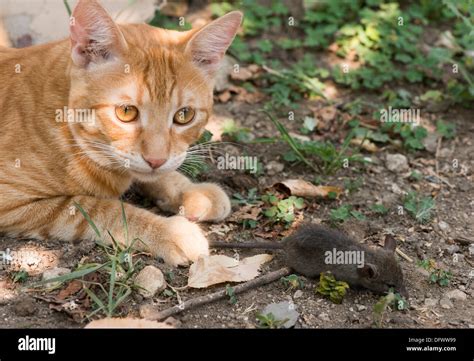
(357, 264, 378, 279)
(384, 234, 397, 253)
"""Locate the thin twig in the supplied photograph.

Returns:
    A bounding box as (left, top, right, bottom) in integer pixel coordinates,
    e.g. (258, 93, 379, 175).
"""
(140, 267, 292, 321)
(395, 248, 413, 263)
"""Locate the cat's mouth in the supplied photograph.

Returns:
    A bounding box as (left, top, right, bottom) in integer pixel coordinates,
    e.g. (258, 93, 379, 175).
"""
(128, 152, 187, 178)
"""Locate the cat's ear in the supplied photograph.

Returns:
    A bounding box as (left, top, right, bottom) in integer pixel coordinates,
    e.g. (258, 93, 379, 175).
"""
(185, 11, 243, 75)
(69, 0, 127, 67)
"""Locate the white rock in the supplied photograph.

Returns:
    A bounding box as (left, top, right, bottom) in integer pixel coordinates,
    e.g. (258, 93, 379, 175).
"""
(440, 297, 453, 309)
(444, 290, 467, 302)
(318, 312, 330, 322)
(422, 133, 439, 153)
(265, 161, 284, 176)
(386, 154, 409, 173)
(293, 290, 303, 299)
(424, 298, 438, 307)
(438, 221, 450, 231)
(446, 245, 460, 254)
(135, 266, 166, 299)
(357, 305, 367, 312)
(261, 301, 299, 328)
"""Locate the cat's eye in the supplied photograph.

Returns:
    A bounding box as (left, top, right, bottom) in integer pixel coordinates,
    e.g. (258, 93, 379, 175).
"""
(115, 105, 139, 122)
(173, 107, 195, 125)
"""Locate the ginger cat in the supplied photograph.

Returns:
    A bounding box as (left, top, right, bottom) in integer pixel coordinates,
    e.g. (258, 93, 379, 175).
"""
(0, 0, 240, 266)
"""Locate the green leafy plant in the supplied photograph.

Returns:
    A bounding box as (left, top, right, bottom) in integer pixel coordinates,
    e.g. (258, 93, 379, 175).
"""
(409, 170, 423, 181)
(373, 290, 408, 327)
(256, 312, 289, 329)
(436, 120, 456, 139)
(232, 188, 259, 206)
(222, 119, 253, 143)
(330, 205, 366, 222)
(281, 274, 304, 290)
(262, 193, 304, 226)
(403, 192, 435, 223)
(370, 204, 389, 215)
(225, 284, 237, 305)
(418, 259, 452, 286)
(344, 177, 363, 194)
(316, 272, 349, 304)
(12, 270, 29, 284)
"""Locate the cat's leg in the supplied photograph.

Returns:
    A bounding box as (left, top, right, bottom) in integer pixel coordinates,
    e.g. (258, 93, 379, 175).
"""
(138, 172, 231, 222)
(0, 194, 208, 266)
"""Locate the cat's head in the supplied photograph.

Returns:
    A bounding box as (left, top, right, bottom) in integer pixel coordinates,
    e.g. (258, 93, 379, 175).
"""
(67, 0, 242, 181)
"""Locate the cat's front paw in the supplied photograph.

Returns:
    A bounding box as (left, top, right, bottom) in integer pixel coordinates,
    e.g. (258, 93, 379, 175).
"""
(181, 183, 231, 222)
(156, 216, 209, 266)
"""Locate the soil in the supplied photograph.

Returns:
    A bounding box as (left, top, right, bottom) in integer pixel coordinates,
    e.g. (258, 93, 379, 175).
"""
(1, 97, 472, 329)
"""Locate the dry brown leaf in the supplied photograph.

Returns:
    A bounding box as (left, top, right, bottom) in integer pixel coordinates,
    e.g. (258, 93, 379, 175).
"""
(188, 254, 273, 288)
(275, 179, 343, 198)
(350, 138, 379, 152)
(234, 88, 265, 104)
(228, 204, 262, 222)
(230, 67, 254, 81)
(57, 280, 83, 300)
(217, 90, 232, 103)
(319, 106, 337, 122)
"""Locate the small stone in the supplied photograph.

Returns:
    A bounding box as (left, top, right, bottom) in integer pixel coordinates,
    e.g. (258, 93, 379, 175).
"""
(357, 305, 367, 312)
(391, 183, 406, 195)
(293, 290, 303, 299)
(422, 133, 439, 154)
(318, 312, 330, 322)
(438, 221, 450, 231)
(444, 290, 467, 302)
(42, 267, 71, 287)
(424, 298, 438, 307)
(265, 161, 284, 176)
(438, 148, 452, 158)
(386, 154, 409, 173)
(446, 245, 460, 254)
(135, 266, 166, 298)
(469, 245, 474, 256)
(453, 253, 464, 263)
(163, 317, 181, 328)
(13, 297, 37, 316)
(440, 297, 453, 309)
(261, 301, 299, 328)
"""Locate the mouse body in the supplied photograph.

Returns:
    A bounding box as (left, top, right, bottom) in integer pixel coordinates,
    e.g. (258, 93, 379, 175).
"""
(283, 225, 407, 296)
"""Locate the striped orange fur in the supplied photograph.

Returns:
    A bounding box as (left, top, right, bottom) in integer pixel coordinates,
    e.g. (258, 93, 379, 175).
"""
(0, 0, 240, 266)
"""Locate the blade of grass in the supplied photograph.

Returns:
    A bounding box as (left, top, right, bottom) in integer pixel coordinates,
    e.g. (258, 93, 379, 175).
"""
(35, 263, 106, 286)
(121, 201, 129, 246)
(74, 202, 102, 239)
(262, 110, 320, 172)
(63, 0, 72, 16)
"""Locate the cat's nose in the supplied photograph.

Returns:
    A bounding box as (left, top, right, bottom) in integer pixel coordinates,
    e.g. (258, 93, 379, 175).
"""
(143, 156, 167, 169)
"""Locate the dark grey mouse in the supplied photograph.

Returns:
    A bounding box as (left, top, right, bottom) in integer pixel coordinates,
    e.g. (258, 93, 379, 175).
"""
(211, 224, 407, 297)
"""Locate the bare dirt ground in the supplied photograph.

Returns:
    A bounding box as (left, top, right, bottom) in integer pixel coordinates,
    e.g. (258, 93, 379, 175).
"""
(0, 97, 472, 329)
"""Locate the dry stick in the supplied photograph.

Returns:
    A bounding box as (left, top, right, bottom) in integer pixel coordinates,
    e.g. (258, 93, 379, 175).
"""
(395, 247, 413, 263)
(142, 267, 292, 321)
